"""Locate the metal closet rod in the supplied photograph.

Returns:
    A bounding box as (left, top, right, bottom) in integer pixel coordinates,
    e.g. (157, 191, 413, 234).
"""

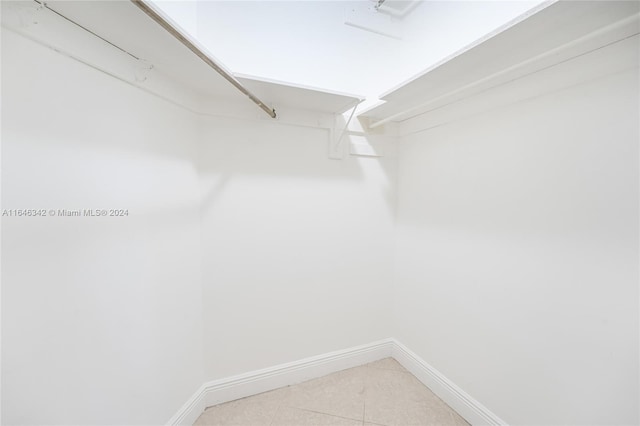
(130, 0, 277, 119)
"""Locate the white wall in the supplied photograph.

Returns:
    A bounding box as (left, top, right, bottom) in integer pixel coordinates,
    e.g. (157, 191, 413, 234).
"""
(198, 117, 396, 380)
(1, 20, 398, 424)
(1, 29, 205, 425)
(394, 64, 639, 423)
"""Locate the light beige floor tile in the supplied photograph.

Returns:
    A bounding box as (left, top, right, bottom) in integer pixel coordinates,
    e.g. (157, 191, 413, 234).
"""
(271, 407, 362, 426)
(366, 358, 407, 372)
(449, 410, 470, 426)
(365, 401, 459, 426)
(194, 358, 470, 426)
(362, 368, 465, 426)
(194, 387, 289, 426)
(280, 366, 367, 421)
(363, 367, 436, 404)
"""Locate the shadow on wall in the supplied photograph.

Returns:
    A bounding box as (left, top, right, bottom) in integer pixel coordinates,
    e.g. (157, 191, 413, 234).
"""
(197, 113, 397, 217)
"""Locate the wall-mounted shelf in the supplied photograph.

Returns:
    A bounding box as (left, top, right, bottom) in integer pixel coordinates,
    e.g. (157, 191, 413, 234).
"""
(1, 0, 363, 116)
(236, 74, 363, 115)
(360, 0, 640, 128)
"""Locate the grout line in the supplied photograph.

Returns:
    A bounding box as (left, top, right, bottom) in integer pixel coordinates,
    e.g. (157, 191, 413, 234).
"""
(292, 406, 364, 423)
(362, 402, 366, 426)
(366, 365, 411, 373)
(267, 405, 279, 426)
(268, 390, 289, 426)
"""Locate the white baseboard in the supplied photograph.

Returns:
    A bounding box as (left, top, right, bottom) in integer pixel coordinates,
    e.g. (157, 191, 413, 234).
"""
(391, 339, 507, 425)
(167, 338, 505, 426)
(167, 338, 394, 425)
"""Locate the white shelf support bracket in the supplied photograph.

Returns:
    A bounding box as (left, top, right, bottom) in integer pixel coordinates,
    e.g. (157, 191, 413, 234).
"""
(328, 103, 359, 160)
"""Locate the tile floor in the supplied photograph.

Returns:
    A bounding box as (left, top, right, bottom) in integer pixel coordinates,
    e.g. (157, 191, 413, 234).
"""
(194, 357, 470, 426)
